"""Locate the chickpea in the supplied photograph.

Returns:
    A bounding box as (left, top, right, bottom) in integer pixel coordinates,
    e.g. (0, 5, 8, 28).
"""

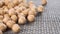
(4, 0, 10, 5)
(0, 8, 4, 15)
(37, 5, 44, 12)
(0, 1, 4, 7)
(27, 15, 35, 22)
(42, 0, 47, 6)
(7, 3, 14, 9)
(4, 14, 10, 18)
(0, 15, 3, 20)
(18, 16, 26, 24)
(22, 9, 29, 16)
(3, 6, 8, 14)
(3, 17, 10, 24)
(28, 10, 37, 16)
(8, 8, 16, 16)
(0, 20, 3, 23)
(0, 30, 3, 34)
(12, 24, 20, 32)
(11, 15, 17, 22)
(12, 0, 19, 5)
(18, 13, 25, 18)
(6, 20, 16, 28)
(0, 23, 7, 31)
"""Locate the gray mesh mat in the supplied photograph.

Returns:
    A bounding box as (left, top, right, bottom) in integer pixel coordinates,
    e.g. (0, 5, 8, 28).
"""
(4, 0, 60, 34)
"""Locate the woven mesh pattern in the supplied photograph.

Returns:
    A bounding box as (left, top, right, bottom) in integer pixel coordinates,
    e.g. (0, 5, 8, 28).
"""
(4, 0, 60, 34)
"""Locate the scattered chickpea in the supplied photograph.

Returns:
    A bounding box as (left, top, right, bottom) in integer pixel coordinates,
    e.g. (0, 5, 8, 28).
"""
(0, 30, 3, 34)
(18, 16, 26, 24)
(37, 5, 44, 12)
(42, 0, 47, 6)
(6, 20, 16, 28)
(0, 23, 7, 31)
(11, 15, 17, 22)
(12, 24, 20, 32)
(27, 15, 35, 22)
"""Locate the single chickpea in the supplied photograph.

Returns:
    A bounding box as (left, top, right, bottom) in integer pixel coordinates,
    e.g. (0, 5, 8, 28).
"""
(12, 0, 19, 5)
(37, 5, 44, 12)
(18, 16, 26, 24)
(8, 8, 16, 16)
(0, 1, 4, 7)
(0, 23, 7, 31)
(22, 9, 29, 16)
(6, 20, 16, 28)
(4, 14, 10, 18)
(27, 15, 35, 22)
(28, 10, 37, 16)
(0, 8, 4, 15)
(0, 30, 3, 34)
(3, 17, 10, 24)
(7, 3, 15, 9)
(11, 15, 17, 22)
(4, 0, 10, 5)
(0, 15, 3, 20)
(12, 24, 20, 32)
(18, 13, 25, 18)
(42, 0, 47, 6)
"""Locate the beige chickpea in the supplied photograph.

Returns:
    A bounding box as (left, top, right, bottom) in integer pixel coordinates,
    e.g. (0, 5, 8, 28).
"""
(4, 14, 10, 18)
(8, 8, 16, 16)
(0, 8, 4, 15)
(4, 0, 10, 5)
(18, 0, 23, 3)
(28, 10, 37, 16)
(0, 1, 4, 7)
(12, 24, 20, 32)
(0, 30, 3, 34)
(11, 15, 17, 22)
(22, 9, 29, 16)
(6, 20, 16, 28)
(0, 23, 7, 31)
(3, 17, 10, 24)
(18, 16, 26, 24)
(3, 6, 9, 14)
(42, 0, 47, 5)
(12, 0, 19, 5)
(18, 13, 25, 18)
(0, 20, 3, 23)
(7, 3, 15, 9)
(27, 15, 35, 22)
(0, 15, 3, 20)
(37, 5, 44, 12)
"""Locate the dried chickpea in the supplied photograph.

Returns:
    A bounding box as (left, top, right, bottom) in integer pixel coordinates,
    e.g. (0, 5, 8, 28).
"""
(7, 3, 15, 9)
(3, 17, 10, 24)
(0, 30, 3, 34)
(0, 15, 3, 20)
(11, 15, 17, 22)
(12, 0, 19, 5)
(12, 24, 20, 32)
(18, 16, 26, 24)
(18, 0, 23, 3)
(37, 5, 44, 12)
(18, 13, 25, 18)
(0, 1, 4, 7)
(0, 8, 4, 15)
(22, 9, 29, 16)
(28, 10, 37, 16)
(6, 20, 16, 28)
(0, 20, 3, 23)
(3, 6, 9, 14)
(4, 0, 10, 5)
(4, 14, 10, 18)
(0, 23, 7, 31)
(27, 15, 35, 22)
(42, 0, 47, 5)
(8, 8, 16, 16)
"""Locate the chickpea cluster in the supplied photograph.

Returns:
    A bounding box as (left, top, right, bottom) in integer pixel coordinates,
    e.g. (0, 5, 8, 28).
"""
(0, 0, 47, 34)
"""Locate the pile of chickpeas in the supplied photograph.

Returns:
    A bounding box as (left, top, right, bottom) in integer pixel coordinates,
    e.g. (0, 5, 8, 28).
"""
(0, 0, 47, 34)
